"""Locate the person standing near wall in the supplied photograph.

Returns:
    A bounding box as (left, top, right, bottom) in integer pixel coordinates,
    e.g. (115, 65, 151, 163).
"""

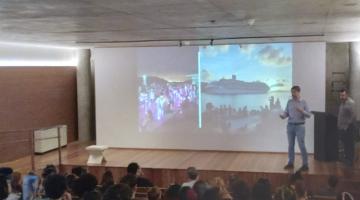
(280, 86, 312, 172)
(337, 88, 357, 167)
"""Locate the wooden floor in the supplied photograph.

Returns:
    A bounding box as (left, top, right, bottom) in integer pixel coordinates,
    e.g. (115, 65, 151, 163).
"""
(2, 141, 359, 176)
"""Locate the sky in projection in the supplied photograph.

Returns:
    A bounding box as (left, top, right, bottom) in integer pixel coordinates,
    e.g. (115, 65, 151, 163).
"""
(200, 44, 292, 90)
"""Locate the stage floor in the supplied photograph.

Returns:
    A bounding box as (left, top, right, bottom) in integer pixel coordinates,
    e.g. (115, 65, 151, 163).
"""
(3, 141, 359, 176)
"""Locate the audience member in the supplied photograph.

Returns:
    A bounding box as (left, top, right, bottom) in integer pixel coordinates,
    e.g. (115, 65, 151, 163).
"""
(201, 187, 221, 200)
(22, 171, 39, 200)
(209, 177, 232, 200)
(119, 174, 137, 199)
(252, 178, 272, 200)
(127, 162, 153, 187)
(0, 175, 9, 200)
(179, 186, 197, 200)
(71, 167, 86, 178)
(6, 171, 22, 200)
(73, 173, 98, 198)
(99, 170, 114, 194)
(164, 184, 181, 200)
(193, 180, 208, 200)
(43, 174, 69, 200)
(229, 179, 250, 200)
(182, 167, 199, 188)
(103, 184, 132, 200)
(148, 186, 162, 200)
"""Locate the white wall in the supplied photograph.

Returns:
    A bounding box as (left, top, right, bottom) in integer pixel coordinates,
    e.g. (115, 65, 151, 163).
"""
(0, 43, 78, 66)
(94, 43, 326, 153)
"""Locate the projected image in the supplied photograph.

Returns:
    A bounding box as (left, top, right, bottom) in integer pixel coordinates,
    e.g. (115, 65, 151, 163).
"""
(200, 44, 292, 134)
(138, 53, 198, 133)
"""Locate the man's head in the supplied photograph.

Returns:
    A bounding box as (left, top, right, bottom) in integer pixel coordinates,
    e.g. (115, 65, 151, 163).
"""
(291, 86, 301, 100)
(103, 184, 132, 200)
(339, 88, 349, 102)
(186, 167, 199, 181)
(44, 174, 67, 199)
(127, 162, 141, 176)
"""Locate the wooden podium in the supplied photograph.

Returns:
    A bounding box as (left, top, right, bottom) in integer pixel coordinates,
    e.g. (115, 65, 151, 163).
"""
(312, 111, 338, 161)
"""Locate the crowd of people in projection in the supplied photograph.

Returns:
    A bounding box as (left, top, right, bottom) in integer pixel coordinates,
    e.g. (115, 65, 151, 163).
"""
(138, 79, 197, 132)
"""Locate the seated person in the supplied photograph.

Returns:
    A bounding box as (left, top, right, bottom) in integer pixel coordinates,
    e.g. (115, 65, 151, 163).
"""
(126, 162, 153, 187)
(182, 167, 199, 188)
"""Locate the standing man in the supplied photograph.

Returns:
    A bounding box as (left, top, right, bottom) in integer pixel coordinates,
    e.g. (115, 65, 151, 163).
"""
(280, 86, 311, 171)
(337, 89, 357, 166)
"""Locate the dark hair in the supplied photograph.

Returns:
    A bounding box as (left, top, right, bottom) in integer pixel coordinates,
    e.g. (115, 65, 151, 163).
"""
(83, 190, 102, 200)
(201, 187, 221, 200)
(74, 173, 98, 197)
(252, 178, 272, 200)
(42, 164, 57, 178)
(186, 167, 198, 180)
(127, 162, 140, 175)
(0, 175, 9, 200)
(165, 184, 181, 200)
(148, 186, 162, 200)
(193, 180, 208, 200)
(44, 174, 67, 199)
(340, 88, 348, 93)
(72, 166, 87, 177)
(101, 170, 114, 186)
(328, 175, 338, 188)
(119, 174, 137, 190)
(103, 183, 132, 200)
(230, 179, 250, 200)
(291, 85, 301, 92)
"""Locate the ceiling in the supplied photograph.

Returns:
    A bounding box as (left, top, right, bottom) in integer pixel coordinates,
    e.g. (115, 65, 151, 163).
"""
(0, 0, 360, 47)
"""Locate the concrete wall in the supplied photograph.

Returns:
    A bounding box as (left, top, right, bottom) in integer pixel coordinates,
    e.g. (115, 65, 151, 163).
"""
(77, 49, 96, 141)
(325, 43, 350, 116)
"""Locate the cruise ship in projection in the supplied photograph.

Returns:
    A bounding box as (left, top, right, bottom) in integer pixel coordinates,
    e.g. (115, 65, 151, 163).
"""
(203, 75, 270, 95)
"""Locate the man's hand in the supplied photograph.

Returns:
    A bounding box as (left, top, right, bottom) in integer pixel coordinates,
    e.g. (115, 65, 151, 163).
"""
(296, 107, 304, 113)
(279, 113, 286, 119)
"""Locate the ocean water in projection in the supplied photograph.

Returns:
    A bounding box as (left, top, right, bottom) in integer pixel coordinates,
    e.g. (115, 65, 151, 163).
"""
(199, 44, 292, 134)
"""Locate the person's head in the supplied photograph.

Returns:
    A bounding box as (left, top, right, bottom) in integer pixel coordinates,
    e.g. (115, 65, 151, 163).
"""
(83, 190, 102, 200)
(74, 173, 98, 197)
(164, 184, 181, 200)
(328, 175, 339, 189)
(119, 174, 137, 191)
(65, 174, 77, 192)
(209, 177, 229, 197)
(201, 187, 221, 200)
(252, 178, 272, 200)
(42, 164, 57, 179)
(291, 86, 301, 100)
(44, 174, 67, 199)
(10, 171, 22, 193)
(148, 186, 162, 200)
(103, 183, 132, 200)
(229, 179, 250, 200)
(193, 180, 208, 200)
(71, 166, 87, 177)
(0, 175, 9, 200)
(101, 170, 114, 186)
(127, 162, 141, 176)
(186, 167, 199, 181)
(339, 88, 349, 102)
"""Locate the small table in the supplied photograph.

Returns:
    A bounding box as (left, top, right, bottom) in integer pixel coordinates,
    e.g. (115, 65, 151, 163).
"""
(86, 145, 108, 165)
